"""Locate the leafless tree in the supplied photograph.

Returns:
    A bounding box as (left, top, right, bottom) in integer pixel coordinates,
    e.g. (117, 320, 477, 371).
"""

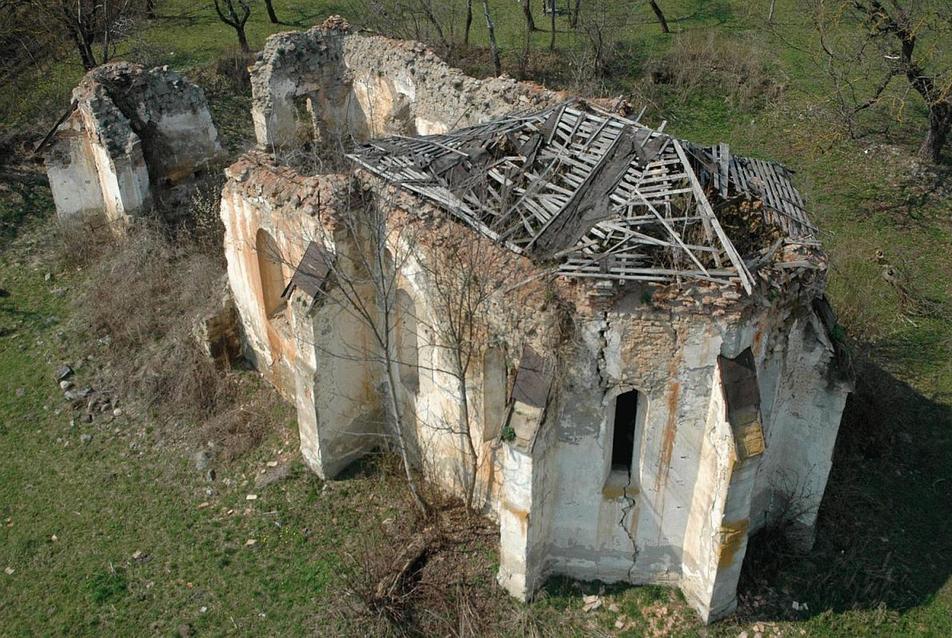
(647, 0, 670, 33)
(573, 0, 635, 76)
(5, 0, 144, 70)
(263, 0, 280, 24)
(482, 0, 501, 76)
(290, 187, 433, 513)
(411, 228, 532, 509)
(464, 0, 473, 46)
(213, 0, 252, 54)
(521, 0, 537, 32)
(569, 0, 582, 28)
(811, 0, 951, 162)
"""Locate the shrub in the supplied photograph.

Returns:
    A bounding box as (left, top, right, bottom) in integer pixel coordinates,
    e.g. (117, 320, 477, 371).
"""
(66, 221, 230, 421)
(645, 31, 784, 111)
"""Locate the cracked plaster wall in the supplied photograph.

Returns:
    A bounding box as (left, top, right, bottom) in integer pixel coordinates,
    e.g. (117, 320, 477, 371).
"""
(250, 23, 562, 149)
(221, 159, 851, 621)
(46, 62, 222, 224)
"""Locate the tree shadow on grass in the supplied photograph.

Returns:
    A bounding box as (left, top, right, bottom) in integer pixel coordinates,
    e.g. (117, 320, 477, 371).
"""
(739, 352, 952, 621)
(0, 165, 53, 251)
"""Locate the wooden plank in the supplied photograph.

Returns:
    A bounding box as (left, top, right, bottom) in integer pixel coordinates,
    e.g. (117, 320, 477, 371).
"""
(672, 140, 753, 294)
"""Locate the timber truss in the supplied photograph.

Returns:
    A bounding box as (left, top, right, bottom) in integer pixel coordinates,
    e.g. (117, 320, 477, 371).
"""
(348, 101, 816, 294)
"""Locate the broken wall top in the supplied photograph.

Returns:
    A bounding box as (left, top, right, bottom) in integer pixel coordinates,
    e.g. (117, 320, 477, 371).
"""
(250, 18, 565, 147)
(58, 61, 223, 184)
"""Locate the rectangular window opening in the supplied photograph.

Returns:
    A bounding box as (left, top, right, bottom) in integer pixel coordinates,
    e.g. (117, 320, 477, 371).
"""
(611, 390, 639, 471)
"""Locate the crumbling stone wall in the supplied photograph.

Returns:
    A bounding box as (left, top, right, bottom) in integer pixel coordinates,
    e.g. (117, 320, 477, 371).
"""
(45, 62, 223, 224)
(225, 25, 852, 625)
(250, 18, 563, 149)
(221, 151, 851, 622)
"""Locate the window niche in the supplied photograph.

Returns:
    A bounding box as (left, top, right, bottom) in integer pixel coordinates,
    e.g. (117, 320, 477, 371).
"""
(395, 288, 420, 393)
(603, 388, 645, 500)
(612, 390, 639, 472)
(256, 228, 287, 320)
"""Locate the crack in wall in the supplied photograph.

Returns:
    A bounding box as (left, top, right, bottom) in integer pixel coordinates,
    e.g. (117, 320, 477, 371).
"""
(620, 469, 640, 582)
(595, 311, 610, 392)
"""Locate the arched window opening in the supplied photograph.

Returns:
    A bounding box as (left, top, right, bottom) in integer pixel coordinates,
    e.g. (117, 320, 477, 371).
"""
(611, 390, 640, 472)
(256, 229, 286, 320)
(482, 347, 507, 441)
(395, 289, 419, 393)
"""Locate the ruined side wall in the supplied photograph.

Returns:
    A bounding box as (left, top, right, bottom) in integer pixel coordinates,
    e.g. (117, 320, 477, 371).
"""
(221, 155, 381, 477)
(379, 191, 559, 514)
(251, 24, 563, 148)
(46, 62, 222, 222)
(748, 307, 851, 548)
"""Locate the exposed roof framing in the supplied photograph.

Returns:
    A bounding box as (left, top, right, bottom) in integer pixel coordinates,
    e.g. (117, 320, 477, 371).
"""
(348, 101, 815, 294)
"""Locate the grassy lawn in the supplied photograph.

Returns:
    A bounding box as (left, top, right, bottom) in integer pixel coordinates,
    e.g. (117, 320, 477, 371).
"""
(1, 0, 951, 635)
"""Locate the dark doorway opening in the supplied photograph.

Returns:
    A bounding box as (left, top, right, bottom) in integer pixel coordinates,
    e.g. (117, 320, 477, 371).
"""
(612, 390, 639, 470)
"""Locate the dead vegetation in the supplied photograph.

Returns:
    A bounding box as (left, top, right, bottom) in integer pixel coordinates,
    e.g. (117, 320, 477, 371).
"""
(340, 486, 551, 638)
(50, 198, 282, 461)
(641, 31, 785, 110)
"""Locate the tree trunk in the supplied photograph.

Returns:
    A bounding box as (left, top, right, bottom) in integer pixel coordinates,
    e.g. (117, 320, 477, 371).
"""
(236, 24, 251, 54)
(648, 1, 670, 34)
(382, 358, 428, 515)
(146, 0, 157, 19)
(570, 0, 582, 29)
(482, 0, 501, 76)
(69, 28, 98, 70)
(464, 0, 473, 47)
(521, 0, 536, 31)
(919, 102, 951, 163)
(453, 351, 478, 511)
(264, 0, 279, 24)
(549, 0, 556, 51)
(767, 0, 777, 24)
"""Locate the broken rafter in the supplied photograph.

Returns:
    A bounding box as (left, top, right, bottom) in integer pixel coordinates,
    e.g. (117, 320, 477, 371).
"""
(348, 100, 815, 294)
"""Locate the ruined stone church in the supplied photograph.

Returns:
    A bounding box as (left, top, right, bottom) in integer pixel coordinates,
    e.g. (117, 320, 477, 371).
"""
(44, 19, 851, 623)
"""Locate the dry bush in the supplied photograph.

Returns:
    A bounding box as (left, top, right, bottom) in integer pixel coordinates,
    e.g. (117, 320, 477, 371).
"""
(66, 221, 233, 422)
(213, 47, 254, 91)
(572, 0, 638, 80)
(646, 31, 784, 110)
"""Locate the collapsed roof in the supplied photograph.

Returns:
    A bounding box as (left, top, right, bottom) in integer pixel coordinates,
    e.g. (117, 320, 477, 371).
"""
(348, 101, 818, 294)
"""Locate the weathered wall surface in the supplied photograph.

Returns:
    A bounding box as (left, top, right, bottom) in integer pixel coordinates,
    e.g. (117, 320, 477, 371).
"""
(220, 154, 381, 477)
(250, 19, 563, 149)
(221, 157, 851, 621)
(46, 62, 222, 223)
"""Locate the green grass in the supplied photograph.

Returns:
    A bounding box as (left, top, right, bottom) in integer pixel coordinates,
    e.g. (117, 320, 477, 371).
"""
(1, 0, 951, 635)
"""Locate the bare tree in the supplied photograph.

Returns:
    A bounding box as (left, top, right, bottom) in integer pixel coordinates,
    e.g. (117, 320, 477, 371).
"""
(521, 0, 537, 32)
(811, 0, 952, 162)
(647, 0, 670, 34)
(213, 0, 252, 54)
(412, 231, 524, 509)
(482, 0, 501, 76)
(573, 0, 635, 76)
(264, 0, 280, 24)
(464, 0, 473, 46)
(570, 0, 582, 28)
(296, 188, 432, 514)
(6, 0, 144, 70)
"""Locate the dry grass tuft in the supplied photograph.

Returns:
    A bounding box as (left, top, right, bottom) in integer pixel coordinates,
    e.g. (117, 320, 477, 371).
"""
(56, 216, 243, 429)
(645, 31, 784, 110)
